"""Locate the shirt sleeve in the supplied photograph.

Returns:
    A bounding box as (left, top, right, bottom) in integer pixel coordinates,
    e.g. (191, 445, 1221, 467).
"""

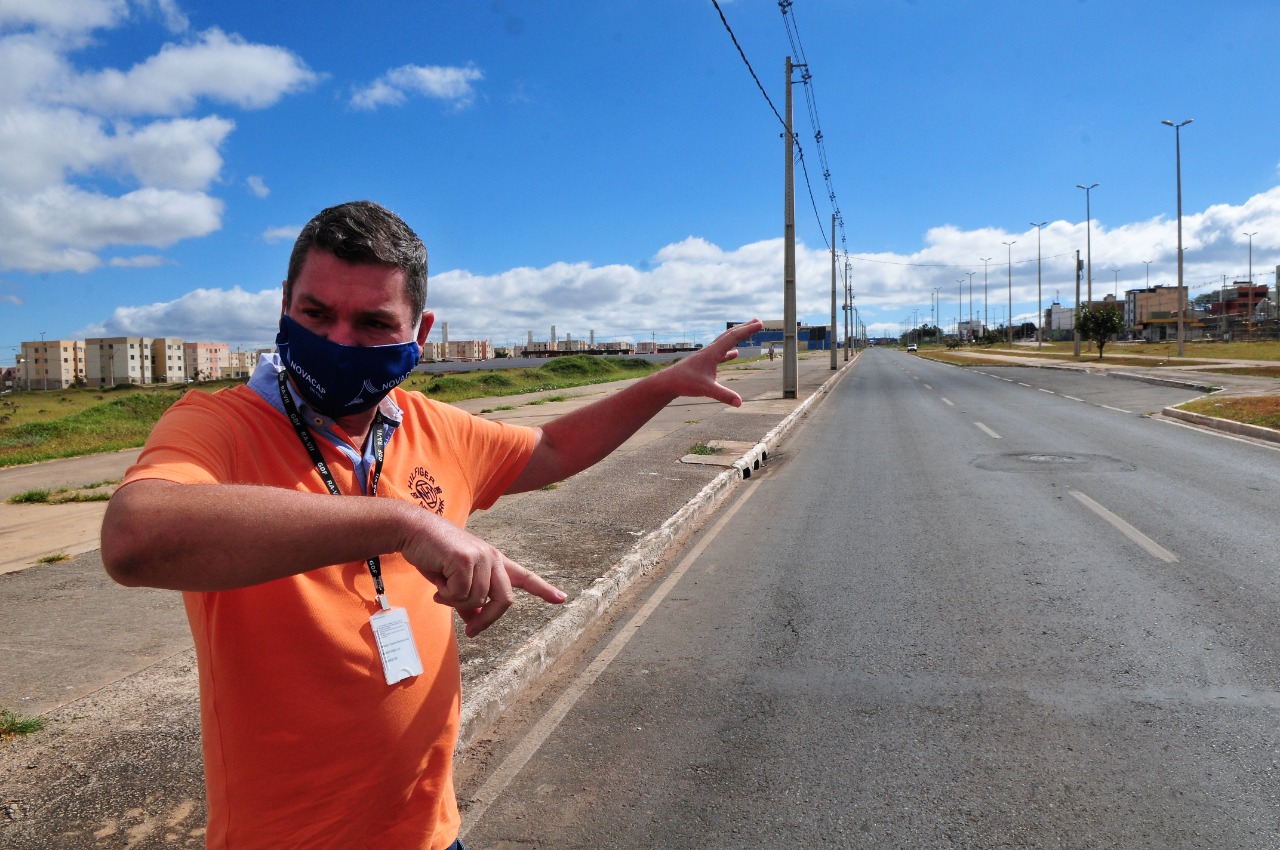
(120, 390, 247, 488)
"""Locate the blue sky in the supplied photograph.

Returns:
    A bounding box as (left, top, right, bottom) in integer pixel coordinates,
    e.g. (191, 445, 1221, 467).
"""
(3, 0, 1279, 355)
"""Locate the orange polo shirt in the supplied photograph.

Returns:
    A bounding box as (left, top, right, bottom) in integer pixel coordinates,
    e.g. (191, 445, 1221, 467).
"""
(120, 383, 536, 850)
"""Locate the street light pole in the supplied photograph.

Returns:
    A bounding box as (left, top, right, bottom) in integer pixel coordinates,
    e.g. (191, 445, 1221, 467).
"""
(1076, 183, 1098, 306)
(1002, 241, 1016, 345)
(981, 257, 991, 336)
(1143, 260, 1152, 288)
(1031, 221, 1047, 348)
(1162, 119, 1193, 356)
(1245, 230, 1257, 330)
(966, 272, 975, 340)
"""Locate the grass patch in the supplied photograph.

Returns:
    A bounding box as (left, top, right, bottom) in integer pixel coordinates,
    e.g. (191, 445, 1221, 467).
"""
(398, 355, 661, 404)
(8, 488, 51, 504)
(688, 442, 723, 456)
(0, 708, 46, 738)
(525, 394, 573, 406)
(0, 385, 230, 468)
(37, 552, 70, 564)
(1198, 366, 1280, 378)
(1177, 395, 1280, 429)
(7, 479, 120, 504)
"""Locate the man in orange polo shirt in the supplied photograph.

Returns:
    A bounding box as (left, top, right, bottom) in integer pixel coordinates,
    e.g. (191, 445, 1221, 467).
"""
(101, 200, 762, 850)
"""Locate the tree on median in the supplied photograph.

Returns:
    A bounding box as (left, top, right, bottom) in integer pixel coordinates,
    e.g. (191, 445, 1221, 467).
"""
(1076, 305, 1125, 360)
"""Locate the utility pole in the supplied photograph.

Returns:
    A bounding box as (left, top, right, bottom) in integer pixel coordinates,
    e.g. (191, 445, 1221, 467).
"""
(830, 214, 837, 370)
(1074, 250, 1082, 357)
(843, 260, 851, 362)
(1031, 221, 1047, 349)
(1003, 242, 1016, 346)
(1163, 119, 1192, 356)
(782, 56, 798, 398)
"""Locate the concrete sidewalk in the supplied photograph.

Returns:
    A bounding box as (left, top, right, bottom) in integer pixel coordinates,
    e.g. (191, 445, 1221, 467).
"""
(0, 350, 853, 849)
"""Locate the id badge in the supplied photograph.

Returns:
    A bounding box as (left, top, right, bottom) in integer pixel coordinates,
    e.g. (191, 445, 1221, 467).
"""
(370, 606, 425, 685)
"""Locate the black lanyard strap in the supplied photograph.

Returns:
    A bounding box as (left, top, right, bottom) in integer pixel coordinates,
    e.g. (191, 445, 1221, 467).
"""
(278, 369, 389, 607)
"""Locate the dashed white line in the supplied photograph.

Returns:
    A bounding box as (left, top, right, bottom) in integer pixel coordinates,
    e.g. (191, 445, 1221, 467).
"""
(923, 383, 933, 390)
(975, 422, 1002, 439)
(1064, 395, 1084, 402)
(1070, 490, 1178, 563)
(1100, 404, 1132, 414)
(942, 398, 955, 406)
(1018, 382, 1032, 387)
(1038, 388, 1056, 394)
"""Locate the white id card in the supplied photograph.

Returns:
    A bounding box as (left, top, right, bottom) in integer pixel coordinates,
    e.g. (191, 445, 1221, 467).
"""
(370, 607, 424, 685)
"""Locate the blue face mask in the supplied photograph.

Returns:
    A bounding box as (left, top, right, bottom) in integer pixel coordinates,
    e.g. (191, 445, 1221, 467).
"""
(276, 314, 421, 418)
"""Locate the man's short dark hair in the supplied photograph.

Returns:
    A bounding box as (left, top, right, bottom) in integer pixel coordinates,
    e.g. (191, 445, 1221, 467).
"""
(284, 201, 428, 318)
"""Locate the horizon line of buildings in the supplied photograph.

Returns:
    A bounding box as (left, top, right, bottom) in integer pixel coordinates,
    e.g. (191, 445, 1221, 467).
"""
(3, 323, 694, 390)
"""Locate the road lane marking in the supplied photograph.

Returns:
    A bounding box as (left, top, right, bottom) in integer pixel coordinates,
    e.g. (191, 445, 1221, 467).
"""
(1100, 405, 1132, 414)
(942, 398, 955, 406)
(923, 384, 932, 390)
(1064, 395, 1084, 402)
(1018, 382, 1032, 387)
(1038, 388, 1056, 394)
(1069, 490, 1178, 563)
(975, 422, 1002, 439)
(458, 478, 765, 838)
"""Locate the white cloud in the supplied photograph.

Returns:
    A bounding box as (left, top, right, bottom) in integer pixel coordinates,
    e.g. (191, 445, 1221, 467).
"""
(53, 28, 317, 116)
(351, 64, 483, 111)
(0, 0, 127, 37)
(78, 285, 281, 346)
(0, 12, 314, 274)
(246, 175, 269, 198)
(74, 187, 1280, 348)
(0, 185, 223, 273)
(262, 225, 299, 244)
(107, 254, 171, 268)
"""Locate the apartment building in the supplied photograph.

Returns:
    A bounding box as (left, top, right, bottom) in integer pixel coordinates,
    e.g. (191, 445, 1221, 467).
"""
(86, 337, 151, 387)
(150, 338, 186, 383)
(184, 342, 229, 381)
(18, 339, 86, 389)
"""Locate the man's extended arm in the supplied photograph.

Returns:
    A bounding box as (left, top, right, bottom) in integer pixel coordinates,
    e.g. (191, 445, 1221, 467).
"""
(506, 319, 763, 493)
(101, 480, 564, 636)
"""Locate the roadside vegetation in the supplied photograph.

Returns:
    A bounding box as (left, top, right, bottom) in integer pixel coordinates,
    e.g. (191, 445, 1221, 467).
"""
(913, 336, 1280, 367)
(0, 355, 664, 467)
(1177, 395, 1280, 430)
(0, 708, 45, 739)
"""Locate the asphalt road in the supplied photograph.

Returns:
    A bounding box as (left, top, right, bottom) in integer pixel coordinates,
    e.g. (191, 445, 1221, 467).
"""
(458, 347, 1280, 848)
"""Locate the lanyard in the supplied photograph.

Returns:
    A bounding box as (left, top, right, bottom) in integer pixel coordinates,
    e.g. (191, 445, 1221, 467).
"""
(277, 370, 390, 609)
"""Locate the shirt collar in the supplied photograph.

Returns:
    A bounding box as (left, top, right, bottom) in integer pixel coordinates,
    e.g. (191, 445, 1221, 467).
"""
(247, 353, 405, 431)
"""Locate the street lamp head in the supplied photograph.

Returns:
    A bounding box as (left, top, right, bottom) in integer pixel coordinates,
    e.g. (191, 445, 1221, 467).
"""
(1162, 118, 1194, 129)
(1076, 183, 1099, 191)
(1031, 221, 1047, 228)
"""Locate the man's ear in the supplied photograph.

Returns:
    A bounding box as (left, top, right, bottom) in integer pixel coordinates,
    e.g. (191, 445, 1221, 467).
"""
(416, 311, 435, 352)
(280, 288, 288, 317)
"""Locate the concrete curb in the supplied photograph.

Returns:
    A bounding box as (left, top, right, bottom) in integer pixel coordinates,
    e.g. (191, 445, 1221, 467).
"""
(1108, 371, 1222, 393)
(457, 355, 858, 750)
(1160, 405, 1280, 445)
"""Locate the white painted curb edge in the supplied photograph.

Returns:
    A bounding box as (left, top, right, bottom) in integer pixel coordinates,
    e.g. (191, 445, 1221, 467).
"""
(1161, 405, 1280, 444)
(457, 355, 858, 750)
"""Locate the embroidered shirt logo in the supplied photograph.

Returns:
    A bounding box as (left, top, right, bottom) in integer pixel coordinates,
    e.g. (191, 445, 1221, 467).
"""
(409, 467, 445, 515)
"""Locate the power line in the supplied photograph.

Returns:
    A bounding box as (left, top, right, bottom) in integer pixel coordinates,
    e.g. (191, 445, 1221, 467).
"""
(710, 0, 834, 252)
